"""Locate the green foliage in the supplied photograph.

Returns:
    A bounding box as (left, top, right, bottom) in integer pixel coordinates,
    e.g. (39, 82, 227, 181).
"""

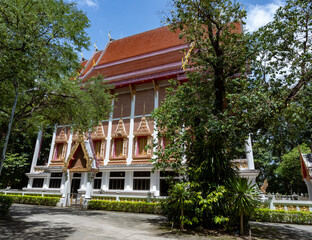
(228, 177, 259, 235)
(88, 200, 161, 214)
(274, 144, 310, 194)
(162, 182, 227, 230)
(0, 153, 29, 188)
(8, 195, 60, 206)
(251, 209, 312, 225)
(0, 194, 13, 216)
(0, 0, 114, 146)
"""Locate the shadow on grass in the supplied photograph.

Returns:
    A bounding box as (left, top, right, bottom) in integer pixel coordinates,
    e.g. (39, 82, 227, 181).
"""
(250, 222, 312, 240)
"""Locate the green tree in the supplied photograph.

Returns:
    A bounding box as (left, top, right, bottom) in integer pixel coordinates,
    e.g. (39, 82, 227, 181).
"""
(0, 153, 29, 188)
(275, 144, 310, 194)
(229, 177, 258, 235)
(250, 0, 312, 193)
(0, 0, 114, 174)
(154, 0, 312, 230)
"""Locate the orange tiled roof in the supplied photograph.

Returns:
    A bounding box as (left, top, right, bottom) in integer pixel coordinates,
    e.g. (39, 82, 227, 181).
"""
(98, 26, 183, 66)
(81, 50, 103, 76)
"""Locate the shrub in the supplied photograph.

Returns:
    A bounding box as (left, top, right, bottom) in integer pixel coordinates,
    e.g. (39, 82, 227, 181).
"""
(0, 194, 13, 216)
(8, 195, 60, 206)
(251, 209, 312, 225)
(88, 200, 161, 214)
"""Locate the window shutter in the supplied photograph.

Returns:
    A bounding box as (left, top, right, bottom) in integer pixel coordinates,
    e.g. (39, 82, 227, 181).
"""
(123, 138, 128, 157)
(62, 143, 67, 160)
(147, 136, 152, 155)
(110, 139, 115, 157)
(133, 137, 137, 157)
(101, 140, 105, 159)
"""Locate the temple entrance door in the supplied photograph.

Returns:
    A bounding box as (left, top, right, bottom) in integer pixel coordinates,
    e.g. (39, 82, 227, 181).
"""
(71, 179, 81, 194)
(70, 175, 82, 206)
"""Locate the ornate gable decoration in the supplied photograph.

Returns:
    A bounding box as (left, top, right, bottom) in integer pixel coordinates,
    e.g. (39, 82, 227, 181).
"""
(134, 116, 152, 136)
(55, 127, 69, 143)
(63, 135, 92, 172)
(91, 123, 106, 140)
(112, 119, 127, 138)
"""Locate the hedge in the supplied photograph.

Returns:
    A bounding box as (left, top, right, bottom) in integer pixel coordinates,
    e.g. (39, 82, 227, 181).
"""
(251, 208, 312, 225)
(5, 195, 60, 206)
(88, 200, 162, 214)
(0, 194, 13, 216)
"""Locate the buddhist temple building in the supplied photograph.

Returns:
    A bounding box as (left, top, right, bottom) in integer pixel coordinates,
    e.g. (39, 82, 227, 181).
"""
(24, 26, 259, 206)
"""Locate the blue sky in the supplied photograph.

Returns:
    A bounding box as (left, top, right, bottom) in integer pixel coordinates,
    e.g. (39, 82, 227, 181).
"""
(73, 0, 284, 59)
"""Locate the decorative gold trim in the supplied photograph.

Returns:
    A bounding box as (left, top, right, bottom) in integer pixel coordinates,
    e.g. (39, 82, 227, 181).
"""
(91, 122, 106, 140)
(63, 135, 92, 172)
(134, 116, 152, 136)
(112, 119, 128, 138)
(55, 127, 70, 143)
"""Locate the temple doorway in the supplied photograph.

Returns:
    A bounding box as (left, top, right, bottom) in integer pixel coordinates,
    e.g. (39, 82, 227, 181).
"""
(69, 173, 82, 206)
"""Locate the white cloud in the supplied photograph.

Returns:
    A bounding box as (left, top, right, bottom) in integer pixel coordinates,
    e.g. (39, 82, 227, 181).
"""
(245, 0, 284, 32)
(78, 0, 99, 8)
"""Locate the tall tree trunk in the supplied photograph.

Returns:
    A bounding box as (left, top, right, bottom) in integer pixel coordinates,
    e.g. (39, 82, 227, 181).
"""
(240, 212, 244, 235)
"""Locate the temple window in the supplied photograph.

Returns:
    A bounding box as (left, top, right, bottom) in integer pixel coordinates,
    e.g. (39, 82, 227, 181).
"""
(133, 171, 150, 190)
(55, 143, 64, 160)
(91, 123, 106, 161)
(49, 173, 62, 188)
(137, 136, 148, 156)
(114, 138, 124, 157)
(93, 140, 102, 159)
(110, 118, 128, 160)
(93, 172, 102, 189)
(109, 172, 125, 190)
(133, 115, 152, 159)
(32, 178, 44, 188)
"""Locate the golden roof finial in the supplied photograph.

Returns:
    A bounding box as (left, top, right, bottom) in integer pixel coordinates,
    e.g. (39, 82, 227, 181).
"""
(94, 41, 98, 51)
(108, 31, 112, 41)
(80, 52, 85, 61)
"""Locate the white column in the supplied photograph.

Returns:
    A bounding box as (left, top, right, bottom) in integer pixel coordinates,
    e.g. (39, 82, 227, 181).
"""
(65, 132, 73, 162)
(43, 177, 49, 189)
(125, 171, 132, 191)
(152, 86, 159, 160)
(47, 125, 57, 166)
(304, 179, 312, 201)
(27, 178, 34, 188)
(30, 130, 43, 173)
(101, 172, 108, 190)
(244, 134, 255, 170)
(151, 171, 159, 196)
(60, 170, 71, 207)
(85, 173, 92, 199)
(81, 172, 88, 190)
(103, 172, 109, 191)
(127, 92, 135, 164)
(104, 99, 114, 165)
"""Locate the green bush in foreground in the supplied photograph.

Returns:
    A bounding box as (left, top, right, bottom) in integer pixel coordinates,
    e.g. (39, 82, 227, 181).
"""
(0, 194, 13, 216)
(251, 209, 312, 225)
(88, 200, 161, 214)
(8, 195, 60, 206)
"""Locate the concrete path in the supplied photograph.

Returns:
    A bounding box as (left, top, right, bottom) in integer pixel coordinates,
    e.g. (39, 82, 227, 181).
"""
(1, 204, 312, 239)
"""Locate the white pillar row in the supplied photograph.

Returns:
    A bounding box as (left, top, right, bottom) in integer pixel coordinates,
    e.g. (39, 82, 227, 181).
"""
(30, 129, 43, 173)
(47, 125, 57, 166)
(104, 99, 114, 165)
(127, 86, 136, 164)
(244, 134, 255, 170)
(152, 81, 159, 160)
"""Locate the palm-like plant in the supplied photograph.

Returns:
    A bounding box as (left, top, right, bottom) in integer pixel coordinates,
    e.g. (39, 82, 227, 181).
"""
(229, 177, 259, 235)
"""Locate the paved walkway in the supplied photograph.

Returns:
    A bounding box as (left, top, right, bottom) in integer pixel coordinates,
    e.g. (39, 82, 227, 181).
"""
(1, 204, 312, 239)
